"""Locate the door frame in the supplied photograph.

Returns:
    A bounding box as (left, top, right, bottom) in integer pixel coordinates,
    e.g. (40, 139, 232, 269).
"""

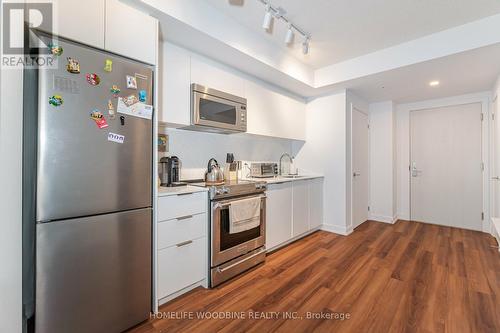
(406, 95, 490, 232)
(350, 104, 370, 231)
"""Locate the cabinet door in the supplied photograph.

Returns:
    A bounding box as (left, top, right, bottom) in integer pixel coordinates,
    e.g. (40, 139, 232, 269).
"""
(105, 0, 157, 64)
(292, 180, 309, 237)
(309, 178, 324, 229)
(52, 0, 105, 48)
(266, 182, 292, 250)
(157, 237, 206, 299)
(245, 80, 306, 140)
(159, 42, 191, 125)
(190, 56, 245, 97)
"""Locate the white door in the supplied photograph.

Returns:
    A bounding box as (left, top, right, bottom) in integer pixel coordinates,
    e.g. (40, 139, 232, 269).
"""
(492, 97, 500, 218)
(352, 108, 369, 229)
(410, 103, 483, 231)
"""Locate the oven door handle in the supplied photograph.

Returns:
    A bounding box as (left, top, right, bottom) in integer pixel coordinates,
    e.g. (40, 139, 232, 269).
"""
(217, 248, 266, 273)
(214, 195, 266, 209)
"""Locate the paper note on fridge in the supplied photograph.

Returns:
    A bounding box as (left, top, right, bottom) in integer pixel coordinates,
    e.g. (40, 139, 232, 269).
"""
(116, 97, 153, 120)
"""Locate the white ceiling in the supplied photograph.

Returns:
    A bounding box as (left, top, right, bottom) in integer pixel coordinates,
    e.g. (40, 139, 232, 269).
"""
(345, 43, 500, 103)
(205, 0, 500, 69)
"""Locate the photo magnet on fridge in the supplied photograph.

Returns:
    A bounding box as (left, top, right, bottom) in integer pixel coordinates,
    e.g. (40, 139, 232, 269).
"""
(90, 109, 109, 129)
(126, 75, 137, 89)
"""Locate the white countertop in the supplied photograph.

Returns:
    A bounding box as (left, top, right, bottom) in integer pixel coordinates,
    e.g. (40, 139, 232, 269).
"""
(245, 174, 324, 184)
(157, 185, 208, 197)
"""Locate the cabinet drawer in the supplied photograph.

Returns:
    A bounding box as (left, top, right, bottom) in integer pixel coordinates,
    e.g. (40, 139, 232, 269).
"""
(157, 237, 206, 299)
(157, 192, 207, 221)
(158, 213, 206, 250)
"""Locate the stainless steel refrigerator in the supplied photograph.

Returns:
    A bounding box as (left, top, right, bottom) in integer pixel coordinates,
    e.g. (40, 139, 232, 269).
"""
(23, 33, 153, 333)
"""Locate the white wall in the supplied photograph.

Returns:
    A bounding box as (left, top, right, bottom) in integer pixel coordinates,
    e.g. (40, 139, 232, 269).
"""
(0, 43, 24, 333)
(369, 101, 397, 223)
(396, 92, 491, 231)
(162, 128, 294, 180)
(293, 91, 349, 234)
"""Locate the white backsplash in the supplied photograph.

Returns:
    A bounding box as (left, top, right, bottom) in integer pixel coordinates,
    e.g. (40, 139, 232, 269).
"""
(160, 128, 296, 180)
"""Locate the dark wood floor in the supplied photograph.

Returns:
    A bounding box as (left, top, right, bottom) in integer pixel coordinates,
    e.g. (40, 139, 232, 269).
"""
(130, 220, 500, 333)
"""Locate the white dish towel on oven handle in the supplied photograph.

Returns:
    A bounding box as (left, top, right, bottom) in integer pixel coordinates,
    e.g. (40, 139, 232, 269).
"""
(229, 196, 261, 234)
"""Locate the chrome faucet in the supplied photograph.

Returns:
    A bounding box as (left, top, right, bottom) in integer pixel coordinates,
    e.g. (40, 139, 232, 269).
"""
(279, 153, 294, 176)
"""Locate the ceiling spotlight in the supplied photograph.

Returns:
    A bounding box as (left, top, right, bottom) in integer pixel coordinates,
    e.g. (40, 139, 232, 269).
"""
(429, 80, 440, 87)
(262, 5, 273, 30)
(284, 25, 294, 44)
(302, 38, 310, 54)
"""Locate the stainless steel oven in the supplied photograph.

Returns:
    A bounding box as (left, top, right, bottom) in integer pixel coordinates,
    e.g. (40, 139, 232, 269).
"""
(211, 193, 266, 286)
(190, 83, 247, 133)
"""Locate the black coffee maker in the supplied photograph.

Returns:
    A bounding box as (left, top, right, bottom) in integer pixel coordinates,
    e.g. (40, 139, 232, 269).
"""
(159, 156, 182, 187)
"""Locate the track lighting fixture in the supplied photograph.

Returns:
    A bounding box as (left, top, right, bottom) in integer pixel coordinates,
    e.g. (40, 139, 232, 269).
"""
(284, 24, 294, 45)
(258, 0, 311, 54)
(302, 38, 310, 55)
(262, 4, 273, 30)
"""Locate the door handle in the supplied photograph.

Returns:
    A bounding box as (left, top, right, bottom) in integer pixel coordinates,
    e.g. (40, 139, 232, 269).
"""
(411, 162, 422, 177)
(353, 172, 361, 177)
(492, 176, 500, 181)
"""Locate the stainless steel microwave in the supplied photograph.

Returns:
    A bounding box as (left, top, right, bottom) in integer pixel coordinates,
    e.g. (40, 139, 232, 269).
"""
(191, 83, 247, 133)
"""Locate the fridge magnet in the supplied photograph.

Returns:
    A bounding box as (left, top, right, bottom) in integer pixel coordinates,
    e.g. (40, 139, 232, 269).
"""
(90, 109, 108, 129)
(48, 95, 63, 107)
(110, 85, 121, 96)
(86, 73, 100, 86)
(107, 99, 115, 119)
(47, 42, 63, 56)
(122, 94, 139, 107)
(138, 90, 147, 102)
(66, 57, 80, 74)
(104, 59, 113, 72)
(126, 75, 137, 89)
(107, 132, 125, 144)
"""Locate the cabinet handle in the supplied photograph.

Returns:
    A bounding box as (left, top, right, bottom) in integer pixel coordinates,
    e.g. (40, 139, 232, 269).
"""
(176, 240, 193, 247)
(177, 192, 194, 196)
(176, 215, 193, 221)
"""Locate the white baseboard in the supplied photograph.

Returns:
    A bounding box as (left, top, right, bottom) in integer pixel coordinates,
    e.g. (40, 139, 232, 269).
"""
(369, 214, 397, 224)
(321, 224, 353, 236)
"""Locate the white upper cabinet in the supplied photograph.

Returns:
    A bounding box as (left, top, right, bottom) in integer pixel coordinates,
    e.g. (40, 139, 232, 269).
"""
(266, 182, 293, 250)
(292, 179, 310, 237)
(159, 42, 191, 125)
(159, 43, 306, 140)
(105, 0, 158, 65)
(246, 80, 306, 141)
(52, 0, 105, 48)
(190, 56, 245, 97)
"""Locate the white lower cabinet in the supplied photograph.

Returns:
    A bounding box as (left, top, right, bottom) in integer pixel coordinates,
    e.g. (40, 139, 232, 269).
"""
(292, 180, 310, 237)
(266, 178, 324, 251)
(266, 182, 293, 250)
(157, 191, 208, 303)
(157, 236, 206, 298)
